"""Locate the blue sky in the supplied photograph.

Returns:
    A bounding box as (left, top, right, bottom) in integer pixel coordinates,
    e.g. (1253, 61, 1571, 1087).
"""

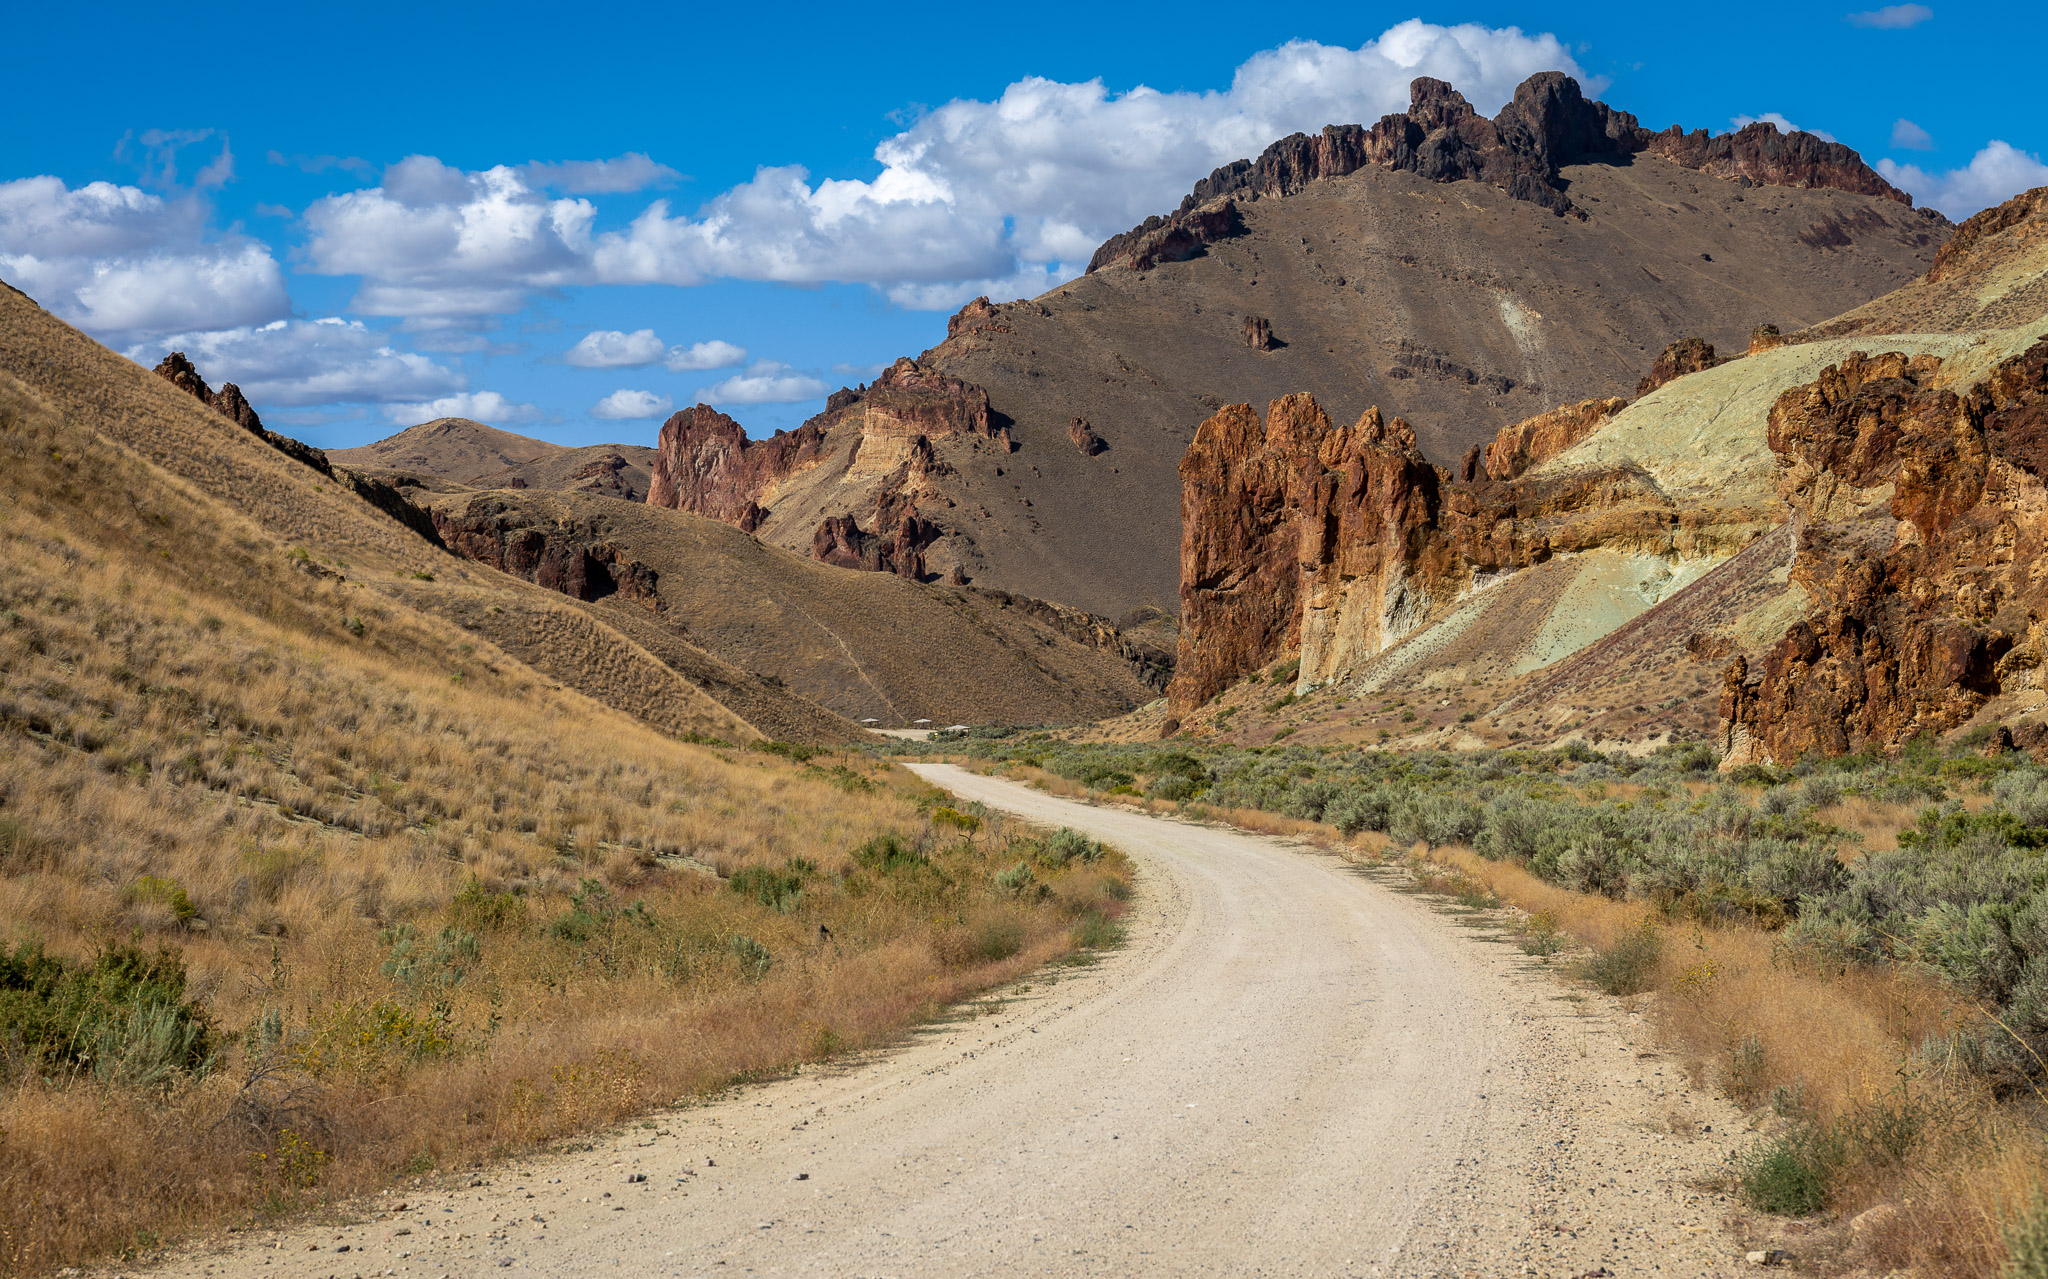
(2, 1, 2041, 448)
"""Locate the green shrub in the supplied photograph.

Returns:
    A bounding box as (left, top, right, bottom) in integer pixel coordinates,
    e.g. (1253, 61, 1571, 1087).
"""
(931, 806, 982, 834)
(0, 942, 213, 1085)
(125, 874, 197, 924)
(1735, 1123, 1842, 1216)
(1043, 827, 1103, 867)
(378, 923, 480, 988)
(1072, 909, 1124, 949)
(994, 861, 1042, 898)
(852, 834, 930, 873)
(726, 934, 772, 978)
(757, 740, 820, 762)
(728, 864, 808, 914)
(449, 878, 526, 932)
(1579, 921, 1661, 996)
(964, 916, 1024, 962)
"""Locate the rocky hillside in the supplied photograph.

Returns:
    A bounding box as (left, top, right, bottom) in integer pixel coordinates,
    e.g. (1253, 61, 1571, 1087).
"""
(647, 73, 1945, 618)
(1143, 184, 2048, 758)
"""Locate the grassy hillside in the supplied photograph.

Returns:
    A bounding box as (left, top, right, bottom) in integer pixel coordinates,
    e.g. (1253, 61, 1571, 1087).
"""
(0, 322, 1131, 1272)
(0, 282, 864, 745)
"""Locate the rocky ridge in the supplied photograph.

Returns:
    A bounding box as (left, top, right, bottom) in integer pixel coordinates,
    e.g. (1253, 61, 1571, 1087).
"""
(1090, 73, 1923, 272)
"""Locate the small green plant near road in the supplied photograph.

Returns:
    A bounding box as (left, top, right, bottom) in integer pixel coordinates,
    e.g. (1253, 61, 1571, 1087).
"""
(2004, 1189, 2048, 1279)
(1579, 920, 1661, 996)
(1519, 908, 1564, 956)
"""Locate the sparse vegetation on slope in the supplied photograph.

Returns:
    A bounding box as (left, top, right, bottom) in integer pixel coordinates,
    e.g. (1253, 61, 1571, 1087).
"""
(0, 362, 1131, 1273)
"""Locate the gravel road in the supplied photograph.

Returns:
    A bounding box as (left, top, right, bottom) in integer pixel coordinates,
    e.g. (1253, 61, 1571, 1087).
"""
(145, 764, 1750, 1279)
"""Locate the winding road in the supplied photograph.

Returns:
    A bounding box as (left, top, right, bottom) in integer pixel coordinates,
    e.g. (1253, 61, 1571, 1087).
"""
(158, 765, 1747, 1279)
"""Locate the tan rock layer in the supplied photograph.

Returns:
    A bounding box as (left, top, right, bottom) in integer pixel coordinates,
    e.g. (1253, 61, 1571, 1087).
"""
(1722, 338, 2048, 760)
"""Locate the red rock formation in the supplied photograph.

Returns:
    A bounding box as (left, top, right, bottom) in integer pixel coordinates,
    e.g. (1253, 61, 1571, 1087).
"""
(647, 358, 1005, 545)
(1069, 418, 1108, 456)
(1092, 72, 1915, 270)
(646, 404, 825, 525)
(1721, 338, 2048, 762)
(1636, 338, 1723, 396)
(1171, 384, 1766, 716)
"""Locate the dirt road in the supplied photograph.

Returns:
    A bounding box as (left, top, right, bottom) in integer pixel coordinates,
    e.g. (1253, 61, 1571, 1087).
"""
(149, 764, 1748, 1279)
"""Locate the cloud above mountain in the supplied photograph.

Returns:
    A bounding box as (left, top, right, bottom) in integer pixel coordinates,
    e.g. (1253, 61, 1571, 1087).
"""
(298, 21, 1589, 315)
(1880, 141, 2048, 218)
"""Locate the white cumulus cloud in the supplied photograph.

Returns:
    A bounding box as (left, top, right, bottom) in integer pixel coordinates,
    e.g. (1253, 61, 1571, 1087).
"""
(664, 339, 747, 371)
(0, 175, 290, 338)
(590, 388, 675, 419)
(1847, 4, 1933, 28)
(697, 361, 828, 406)
(565, 327, 668, 367)
(1879, 141, 2048, 219)
(297, 21, 1586, 313)
(564, 329, 748, 371)
(127, 317, 467, 407)
(385, 390, 541, 425)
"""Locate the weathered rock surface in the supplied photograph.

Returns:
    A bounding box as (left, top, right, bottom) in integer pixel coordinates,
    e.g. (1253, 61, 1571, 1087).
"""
(432, 497, 663, 607)
(1460, 397, 1630, 481)
(1636, 338, 1723, 397)
(1722, 338, 2048, 761)
(1069, 419, 1108, 456)
(646, 357, 1006, 582)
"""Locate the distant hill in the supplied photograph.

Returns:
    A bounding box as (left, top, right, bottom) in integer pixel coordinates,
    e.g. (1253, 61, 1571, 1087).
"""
(644, 74, 1950, 618)
(332, 417, 660, 502)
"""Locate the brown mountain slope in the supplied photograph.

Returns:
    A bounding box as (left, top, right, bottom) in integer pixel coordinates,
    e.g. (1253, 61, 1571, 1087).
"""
(416, 486, 1157, 725)
(0, 280, 856, 744)
(332, 417, 660, 502)
(652, 75, 1945, 618)
(1137, 185, 2048, 755)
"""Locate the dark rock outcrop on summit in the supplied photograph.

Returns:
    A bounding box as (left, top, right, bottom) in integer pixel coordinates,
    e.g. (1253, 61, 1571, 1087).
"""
(1636, 338, 1724, 396)
(1091, 73, 1919, 272)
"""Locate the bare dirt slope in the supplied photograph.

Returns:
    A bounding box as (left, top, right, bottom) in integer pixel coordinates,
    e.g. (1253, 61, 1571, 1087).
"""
(903, 155, 1942, 615)
(147, 767, 1751, 1279)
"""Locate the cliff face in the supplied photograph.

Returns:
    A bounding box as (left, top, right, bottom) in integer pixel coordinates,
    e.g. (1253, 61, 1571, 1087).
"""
(645, 357, 1004, 582)
(1722, 338, 2048, 761)
(1090, 73, 1917, 271)
(1166, 340, 1793, 722)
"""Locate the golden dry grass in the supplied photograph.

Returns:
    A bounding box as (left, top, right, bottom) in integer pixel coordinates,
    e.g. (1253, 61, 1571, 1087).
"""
(0, 344, 1131, 1272)
(1402, 841, 2047, 1276)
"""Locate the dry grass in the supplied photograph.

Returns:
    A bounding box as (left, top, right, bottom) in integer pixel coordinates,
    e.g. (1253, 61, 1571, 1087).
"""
(1402, 841, 2047, 1277)
(0, 352, 1132, 1273)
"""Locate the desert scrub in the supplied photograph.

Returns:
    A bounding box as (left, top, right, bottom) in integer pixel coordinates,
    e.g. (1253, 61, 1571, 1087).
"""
(1579, 920, 1662, 996)
(0, 479, 1123, 1275)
